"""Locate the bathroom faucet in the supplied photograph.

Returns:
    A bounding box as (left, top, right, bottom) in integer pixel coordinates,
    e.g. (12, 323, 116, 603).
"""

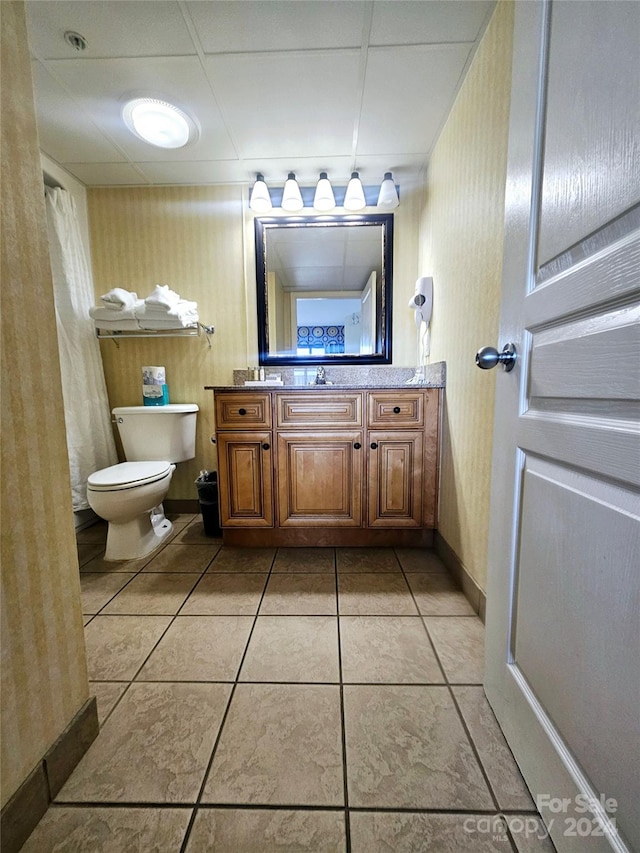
(315, 366, 327, 385)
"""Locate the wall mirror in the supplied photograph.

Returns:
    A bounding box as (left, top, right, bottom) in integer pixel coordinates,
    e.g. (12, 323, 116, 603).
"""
(255, 213, 393, 366)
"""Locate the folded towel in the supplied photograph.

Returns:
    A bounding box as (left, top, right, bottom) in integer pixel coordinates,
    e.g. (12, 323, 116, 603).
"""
(145, 284, 181, 310)
(90, 300, 144, 322)
(138, 300, 198, 319)
(138, 312, 199, 330)
(138, 319, 198, 330)
(135, 299, 198, 327)
(93, 318, 141, 331)
(100, 288, 138, 310)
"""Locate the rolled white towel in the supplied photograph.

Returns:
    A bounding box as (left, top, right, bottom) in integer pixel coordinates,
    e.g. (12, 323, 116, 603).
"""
(90, 300, 144, 322)
(145, 284, 181, 310)
(100, 288, 138, 311)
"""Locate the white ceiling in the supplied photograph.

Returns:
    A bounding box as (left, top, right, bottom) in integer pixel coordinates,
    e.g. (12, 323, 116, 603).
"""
(26, 0, 495, 191)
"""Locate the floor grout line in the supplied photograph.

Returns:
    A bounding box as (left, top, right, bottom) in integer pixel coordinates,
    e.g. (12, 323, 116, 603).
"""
(178, 545, 279, 853)
(335, 548, 352, 853)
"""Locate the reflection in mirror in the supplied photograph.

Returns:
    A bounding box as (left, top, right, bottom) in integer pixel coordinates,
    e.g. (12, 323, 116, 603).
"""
(255, 214, 394, 365)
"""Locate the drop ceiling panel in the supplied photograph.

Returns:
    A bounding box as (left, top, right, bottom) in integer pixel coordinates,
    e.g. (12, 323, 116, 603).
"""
(342, 267, 376, 290)
(275, 239, 344, 270)
(286, 268, 347, 291)
(187, 0, 366, 53)
(350, 153, 427, 186)
(62, 163, 149, 185)
(25, 0, 494, 187)
(345, 240, 382, 266)
(357, 44, 472, 155)
(370, 1, 493, 46)
(47, 56, 237, 161)
(205, 51, 360, 160)
(138, 160, 248, 185)
(32, 62, 126, 163)
(26, 1, 194, 60)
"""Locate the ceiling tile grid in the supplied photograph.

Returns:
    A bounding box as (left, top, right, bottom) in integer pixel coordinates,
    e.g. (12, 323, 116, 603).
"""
(25, 0, 496, 188)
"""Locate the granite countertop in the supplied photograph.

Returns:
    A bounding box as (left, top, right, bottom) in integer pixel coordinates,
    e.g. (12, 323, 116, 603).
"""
(205, 363, 446, 391)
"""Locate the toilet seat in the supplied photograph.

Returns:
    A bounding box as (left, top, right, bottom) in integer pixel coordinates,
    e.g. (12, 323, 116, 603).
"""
(87, 461, 173, 492)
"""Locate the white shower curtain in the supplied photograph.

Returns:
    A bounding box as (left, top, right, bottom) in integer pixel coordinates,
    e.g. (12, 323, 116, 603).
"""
(46, 187, 117, 510)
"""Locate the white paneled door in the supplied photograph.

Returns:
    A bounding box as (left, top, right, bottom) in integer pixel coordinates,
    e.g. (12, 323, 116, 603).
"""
(484, 2, 640, 852)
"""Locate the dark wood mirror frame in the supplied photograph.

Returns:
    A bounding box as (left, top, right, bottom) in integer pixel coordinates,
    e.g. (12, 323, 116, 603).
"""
(255, 213, 394, 366)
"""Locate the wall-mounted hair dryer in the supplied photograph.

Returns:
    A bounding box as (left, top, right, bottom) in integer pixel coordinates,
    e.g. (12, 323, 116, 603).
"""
(408, 276, 433, 327)
(406, 276, 433, 384)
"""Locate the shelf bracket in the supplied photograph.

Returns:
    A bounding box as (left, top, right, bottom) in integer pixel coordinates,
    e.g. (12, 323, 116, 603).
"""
(199, 323, 215, 348)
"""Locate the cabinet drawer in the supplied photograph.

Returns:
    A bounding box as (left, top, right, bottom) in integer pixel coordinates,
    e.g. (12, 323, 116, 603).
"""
(276, 392, 363, 428)
(367, 391, 425, 427)
(215, 393, 272, 429)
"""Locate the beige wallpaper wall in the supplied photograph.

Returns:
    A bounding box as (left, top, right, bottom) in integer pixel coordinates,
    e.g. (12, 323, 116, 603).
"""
(423, 0, 514, 591)
(88, 186, 421, 500)
(88, 186, 247, 498)
(1, 2, 90, 807)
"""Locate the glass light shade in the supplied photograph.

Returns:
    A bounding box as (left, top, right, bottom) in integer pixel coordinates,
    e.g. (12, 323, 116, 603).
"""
(281, 172, 303, 211)
(344, 171, 366, 211)
(313, 172, 336, 211)
(377, 172, 399, 209)
(249, 173, 272, 212)
(122, 98, 194, 148)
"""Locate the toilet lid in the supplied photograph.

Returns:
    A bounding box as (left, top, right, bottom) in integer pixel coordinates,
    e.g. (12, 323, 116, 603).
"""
(87, 461, 173, 491)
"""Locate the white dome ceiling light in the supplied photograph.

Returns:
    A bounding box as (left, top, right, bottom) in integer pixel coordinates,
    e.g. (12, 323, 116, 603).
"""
(122, 98, 198, 149)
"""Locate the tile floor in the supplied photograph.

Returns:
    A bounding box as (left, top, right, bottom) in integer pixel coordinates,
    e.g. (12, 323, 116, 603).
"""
(23, 515, 556, 852)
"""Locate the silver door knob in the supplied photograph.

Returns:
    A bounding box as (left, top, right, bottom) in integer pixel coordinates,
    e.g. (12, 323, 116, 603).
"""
(475, 343, 517, 372)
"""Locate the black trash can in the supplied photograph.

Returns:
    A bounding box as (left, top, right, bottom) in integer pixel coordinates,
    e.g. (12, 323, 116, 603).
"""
(195, 471, 222, 537)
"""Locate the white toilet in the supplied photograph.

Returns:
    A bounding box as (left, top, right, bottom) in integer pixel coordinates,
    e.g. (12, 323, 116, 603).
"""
(87, 404, 199, 561)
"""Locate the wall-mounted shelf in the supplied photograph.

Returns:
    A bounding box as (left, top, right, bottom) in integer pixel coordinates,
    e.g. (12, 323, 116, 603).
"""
(96, 323, 215, 348)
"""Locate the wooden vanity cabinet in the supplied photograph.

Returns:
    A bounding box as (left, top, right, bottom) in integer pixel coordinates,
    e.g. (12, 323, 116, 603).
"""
(213, 387, 440, 545)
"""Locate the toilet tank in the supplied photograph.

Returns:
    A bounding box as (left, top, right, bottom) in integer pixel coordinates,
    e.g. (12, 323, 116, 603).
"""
(112, 404, 199, 462)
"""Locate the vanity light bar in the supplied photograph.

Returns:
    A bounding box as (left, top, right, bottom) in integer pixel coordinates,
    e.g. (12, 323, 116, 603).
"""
(249, 172, 399, 212)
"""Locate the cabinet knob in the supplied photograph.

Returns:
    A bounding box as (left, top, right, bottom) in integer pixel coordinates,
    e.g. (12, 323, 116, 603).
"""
(238, 408, 247, 416)
(262, 442, 270, 451)
(354, 442, 361, 450)
(393, 406, 401, 414)
(370, 442, 378, 450)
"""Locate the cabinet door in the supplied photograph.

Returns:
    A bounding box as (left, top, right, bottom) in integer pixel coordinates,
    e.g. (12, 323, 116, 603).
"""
(277, 431, 363, 527)
(367, 430, 424, 527)
(217, 432, 273, 527)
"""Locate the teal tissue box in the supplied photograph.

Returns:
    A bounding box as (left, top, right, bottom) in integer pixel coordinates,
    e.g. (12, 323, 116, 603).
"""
(143, 385, 170, 405)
